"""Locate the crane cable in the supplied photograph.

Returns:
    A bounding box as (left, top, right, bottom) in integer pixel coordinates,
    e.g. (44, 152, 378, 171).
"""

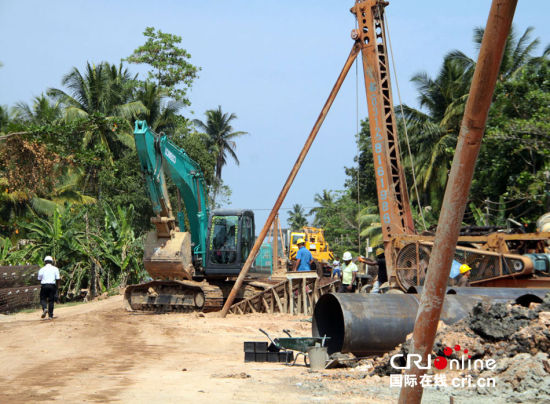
(382, 8, 427, 231)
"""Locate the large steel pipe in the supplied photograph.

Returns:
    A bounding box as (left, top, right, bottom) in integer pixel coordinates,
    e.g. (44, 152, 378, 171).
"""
(312, 293, 486, 356)
(408, 286, 550, 306)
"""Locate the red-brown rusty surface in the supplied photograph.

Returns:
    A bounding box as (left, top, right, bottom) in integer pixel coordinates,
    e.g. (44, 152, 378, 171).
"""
(220, 44, 361, 317)
(351, 0, 416, 278)
(398, 0, 518, 403)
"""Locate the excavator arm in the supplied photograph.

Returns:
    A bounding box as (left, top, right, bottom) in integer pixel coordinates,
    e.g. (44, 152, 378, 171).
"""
(134, 120, 209, 272)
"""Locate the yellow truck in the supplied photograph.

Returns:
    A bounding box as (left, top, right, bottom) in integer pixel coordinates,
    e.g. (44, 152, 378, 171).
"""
(288, 227, 334, 275)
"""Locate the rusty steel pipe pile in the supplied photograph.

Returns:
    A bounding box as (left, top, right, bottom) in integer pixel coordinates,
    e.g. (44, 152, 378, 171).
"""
(399, 0, 518, 402)
(219, 44, 362, 317)
(408, 286, 550, 306)
(312, 293, 486, 356)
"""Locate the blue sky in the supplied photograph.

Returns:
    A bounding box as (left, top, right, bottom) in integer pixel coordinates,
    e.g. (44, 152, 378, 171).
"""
(1, 1, 549, 230)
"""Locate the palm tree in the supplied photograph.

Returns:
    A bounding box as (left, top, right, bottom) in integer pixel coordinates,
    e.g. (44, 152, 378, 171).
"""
(287, 204, 308, 230)
(48, 62, 146, 162)
(29, 167, 96, 216)
(400, 54, 471, 211)
(444, 26, 541, 88)
(310, 190, 334, 227)
(400, 26, 542, 213)
(48, 62, 142, 119)
(13, 94, 62, 124)
(135, 81, 182, 133)
(358, 205, 382, 247)
(193, 106, 247, 181)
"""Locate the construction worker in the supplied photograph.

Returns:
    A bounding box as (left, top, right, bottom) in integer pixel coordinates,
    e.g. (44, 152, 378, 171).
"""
(454, 264, 472, 287)
(37, 256, 60, 319)
(331, 256, 341, 279)
(294, 238, 313, 272)
(370, 247, 388, 293)
(339, 251, 358, 292)
(375, 248, 388, 285)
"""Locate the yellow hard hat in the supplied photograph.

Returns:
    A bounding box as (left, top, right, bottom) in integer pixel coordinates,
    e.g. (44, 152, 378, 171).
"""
(459, 264, 472, 274)
(376, 248, 384, 257)
(296, 238, 305, 244)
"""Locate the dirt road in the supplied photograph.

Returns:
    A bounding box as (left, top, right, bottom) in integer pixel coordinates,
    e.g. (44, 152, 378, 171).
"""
(0, 296, 386, 403)
(0, 296, 512, 403)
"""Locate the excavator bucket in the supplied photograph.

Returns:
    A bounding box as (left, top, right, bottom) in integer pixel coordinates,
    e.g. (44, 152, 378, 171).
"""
(143, 230, 194, 280)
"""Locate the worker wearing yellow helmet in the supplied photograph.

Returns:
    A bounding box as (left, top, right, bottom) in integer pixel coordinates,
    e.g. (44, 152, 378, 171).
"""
(294, 238, 314, 272)
(455, 264, 472, 287)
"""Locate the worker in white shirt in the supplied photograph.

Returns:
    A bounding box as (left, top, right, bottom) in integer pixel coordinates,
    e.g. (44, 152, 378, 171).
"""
(37, 256, 60, 319)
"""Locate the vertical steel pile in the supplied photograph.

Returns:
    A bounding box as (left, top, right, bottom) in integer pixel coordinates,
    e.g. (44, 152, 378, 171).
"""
(398, 0, 518, 402)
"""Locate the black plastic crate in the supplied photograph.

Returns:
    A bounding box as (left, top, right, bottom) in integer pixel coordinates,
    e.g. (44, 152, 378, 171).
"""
(267, 352, 279, 362)
(244, 352, 256, 362)
(255, 353, 267, 362)
(279, 351, 294, 363)
(243, 341, 268, 353)
(254, 342, 268, 353)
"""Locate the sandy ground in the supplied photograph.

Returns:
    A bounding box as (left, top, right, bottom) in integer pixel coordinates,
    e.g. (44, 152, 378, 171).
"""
(0, 296, 385, 403)
(0, 296, 515, 403)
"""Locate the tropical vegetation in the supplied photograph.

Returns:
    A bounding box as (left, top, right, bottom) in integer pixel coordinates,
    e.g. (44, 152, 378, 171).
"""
(1, 23, 548, 297)
(0, 27, 246, 299)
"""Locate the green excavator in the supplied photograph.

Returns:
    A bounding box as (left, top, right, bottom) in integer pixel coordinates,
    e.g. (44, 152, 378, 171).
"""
(124, 121, 265, 312)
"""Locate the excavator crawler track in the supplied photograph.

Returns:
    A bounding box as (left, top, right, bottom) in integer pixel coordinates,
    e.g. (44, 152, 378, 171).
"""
(124, 280, 224, 313)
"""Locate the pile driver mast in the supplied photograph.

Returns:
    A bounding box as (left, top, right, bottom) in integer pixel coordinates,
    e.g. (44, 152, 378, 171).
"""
(351, 0, 415, 277)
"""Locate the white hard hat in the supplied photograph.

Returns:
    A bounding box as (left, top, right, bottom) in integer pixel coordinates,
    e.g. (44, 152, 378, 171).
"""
(44, 256, 53, 262)
(342, 251, 352, 261)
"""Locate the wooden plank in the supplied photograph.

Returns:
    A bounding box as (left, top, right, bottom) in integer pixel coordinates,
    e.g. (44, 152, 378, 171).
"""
(295, 280, 301, 315)
(286, 271, 318, 280)
(313, 277, 320, 302)
(273, 288, 284, 313)
(302, 278, 307, 315)
(248, 300, 257, 313)
(288, 278, 294, 315)
(283, 283, 288, 313)
(261, 296, 270, 313)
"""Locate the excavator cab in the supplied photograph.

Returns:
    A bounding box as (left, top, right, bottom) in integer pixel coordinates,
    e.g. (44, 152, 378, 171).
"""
(204, 209, 255, 277)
